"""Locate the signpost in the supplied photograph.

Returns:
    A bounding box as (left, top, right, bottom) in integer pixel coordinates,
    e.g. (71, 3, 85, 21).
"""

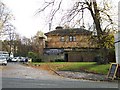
(107, 63, 118, 80)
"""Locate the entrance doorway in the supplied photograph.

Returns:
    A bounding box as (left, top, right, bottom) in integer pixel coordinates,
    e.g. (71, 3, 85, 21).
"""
(64, 53, 68, 62)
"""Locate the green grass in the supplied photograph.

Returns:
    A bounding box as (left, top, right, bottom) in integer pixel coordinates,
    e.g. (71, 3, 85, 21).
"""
(85, 64, 110, 74)
(58, 62, 95, 70)
(31, 62, 111, 75)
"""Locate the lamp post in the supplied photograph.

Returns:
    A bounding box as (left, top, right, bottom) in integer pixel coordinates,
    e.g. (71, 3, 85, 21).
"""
(115, 1, 120, 64)
(114, 31, 120, 78)
(115, 31, 120, 64)
(114, 1, 120, 77)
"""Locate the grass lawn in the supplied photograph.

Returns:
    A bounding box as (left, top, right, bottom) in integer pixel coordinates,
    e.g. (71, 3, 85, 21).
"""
(31, 62, 111, 75)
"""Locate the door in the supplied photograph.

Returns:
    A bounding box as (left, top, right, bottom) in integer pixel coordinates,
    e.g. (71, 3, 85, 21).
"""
(64, 53, 68, 62)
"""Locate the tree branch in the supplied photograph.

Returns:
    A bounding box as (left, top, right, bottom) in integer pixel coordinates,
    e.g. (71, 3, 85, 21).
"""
(37, 1, 54, 13)
(50, 0, 62, 21)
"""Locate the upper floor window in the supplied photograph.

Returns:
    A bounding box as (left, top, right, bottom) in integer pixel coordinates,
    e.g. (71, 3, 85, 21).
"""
(69, 36, 76, 42)
(73, 36, 76, 41)
(69, 36, 73, 42)
(60, 36, 65, 42)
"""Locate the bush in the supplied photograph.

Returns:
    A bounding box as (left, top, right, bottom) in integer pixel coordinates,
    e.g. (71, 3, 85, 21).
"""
(28, 52, 37, 59)
(50, 60, 54, 62)
(27, 52, 42, 62)
(94, 55, 109, 65)
(32, 58, 42, 62)
(107, 49, 115, 62)
(55, 59, 65, 62)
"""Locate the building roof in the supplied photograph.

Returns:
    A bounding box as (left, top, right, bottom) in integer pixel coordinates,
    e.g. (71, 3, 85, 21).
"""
(45, 28, 92, 36)
(36, 31, 47, 40)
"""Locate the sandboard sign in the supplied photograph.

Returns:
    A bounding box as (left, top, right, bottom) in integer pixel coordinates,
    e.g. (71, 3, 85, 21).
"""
(107, 63, 118, 80)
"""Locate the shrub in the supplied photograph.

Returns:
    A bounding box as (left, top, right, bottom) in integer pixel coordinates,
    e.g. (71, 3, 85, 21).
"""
(33, 58, 42, 62)
(28, 52, 37, 59)
(94, 55, 109, 65)
(55, 59, 65, 62)
(27, 52, 42, 62)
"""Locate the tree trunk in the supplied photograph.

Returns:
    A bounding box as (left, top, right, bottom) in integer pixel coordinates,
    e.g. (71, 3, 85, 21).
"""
(88, 0, 109, 64)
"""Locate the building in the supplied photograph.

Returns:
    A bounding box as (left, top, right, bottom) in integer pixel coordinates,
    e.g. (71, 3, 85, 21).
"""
(45, 26, 93, 48)
(42, 26, 98, 62)
(35, 31, 47, 55)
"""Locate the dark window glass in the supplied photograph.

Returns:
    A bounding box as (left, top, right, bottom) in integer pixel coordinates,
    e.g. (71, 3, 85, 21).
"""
(60, 36, 64, 42)
(69, 36, 76, 42)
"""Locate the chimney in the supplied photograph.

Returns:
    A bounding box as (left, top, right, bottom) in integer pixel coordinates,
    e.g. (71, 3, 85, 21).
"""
(55, 26, 63, 30)
(80, 26, 85, 29)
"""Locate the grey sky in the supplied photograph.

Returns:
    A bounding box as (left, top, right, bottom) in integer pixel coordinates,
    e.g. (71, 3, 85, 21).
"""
(1, 0, 119, 38)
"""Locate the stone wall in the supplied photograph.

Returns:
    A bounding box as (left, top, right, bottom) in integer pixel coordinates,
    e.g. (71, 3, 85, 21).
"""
(67, 51, 97, 62)
(42, 54, 64, 62)
(46, 35, 94, 48)
(42, 48, 99, 62)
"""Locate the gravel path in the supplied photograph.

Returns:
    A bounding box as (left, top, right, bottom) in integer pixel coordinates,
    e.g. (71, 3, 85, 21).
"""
(1, 62, 118, 82)
(56, 71, 108, 81)
(1, 62, 119, 88)
(1, 63, 71, 81)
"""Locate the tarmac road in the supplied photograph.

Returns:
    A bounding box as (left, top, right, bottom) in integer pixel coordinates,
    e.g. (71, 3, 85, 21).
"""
(0, 62, 119, 88)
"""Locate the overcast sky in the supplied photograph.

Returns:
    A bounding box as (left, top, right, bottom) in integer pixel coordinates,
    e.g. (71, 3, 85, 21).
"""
(1, 0, 119, 38)
(2, 0, 48, 38)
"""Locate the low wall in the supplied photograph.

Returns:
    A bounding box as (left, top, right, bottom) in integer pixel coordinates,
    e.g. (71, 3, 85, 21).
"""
(42, 54, 64, 62)
(42, 49, 98, 62)
(67, 51, 98, 62)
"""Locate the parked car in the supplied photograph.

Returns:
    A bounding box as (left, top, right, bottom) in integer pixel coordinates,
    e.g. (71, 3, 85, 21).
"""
(0, 56, 7, 66)
(7, 57, 13, 62)
(12, 57, 20, 62)
(19, 57, 26, 62)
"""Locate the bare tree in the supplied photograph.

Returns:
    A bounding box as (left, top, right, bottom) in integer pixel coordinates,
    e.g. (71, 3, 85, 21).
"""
(5, 24, 16, 55)
(37, 0, 116, 42)
(0, 1, 13, 38)
(37, 0, 117, 63)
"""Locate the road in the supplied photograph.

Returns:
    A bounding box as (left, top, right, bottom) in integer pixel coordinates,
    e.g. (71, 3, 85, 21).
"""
(0, 62, 119, 88)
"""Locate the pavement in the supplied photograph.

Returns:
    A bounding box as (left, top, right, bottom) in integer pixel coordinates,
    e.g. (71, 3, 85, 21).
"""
(25, 63, 119, 82)
(1, 63, 67, 80)
(2, 63, 119, 88)
(55, 71, 119, 82)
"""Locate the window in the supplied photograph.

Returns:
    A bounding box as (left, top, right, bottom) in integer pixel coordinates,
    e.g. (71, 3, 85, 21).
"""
(60, 36, 65, 42)
(69, 36, 73, 42)
(73, 36, 76, 41)
(69, 36, 76, 42)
